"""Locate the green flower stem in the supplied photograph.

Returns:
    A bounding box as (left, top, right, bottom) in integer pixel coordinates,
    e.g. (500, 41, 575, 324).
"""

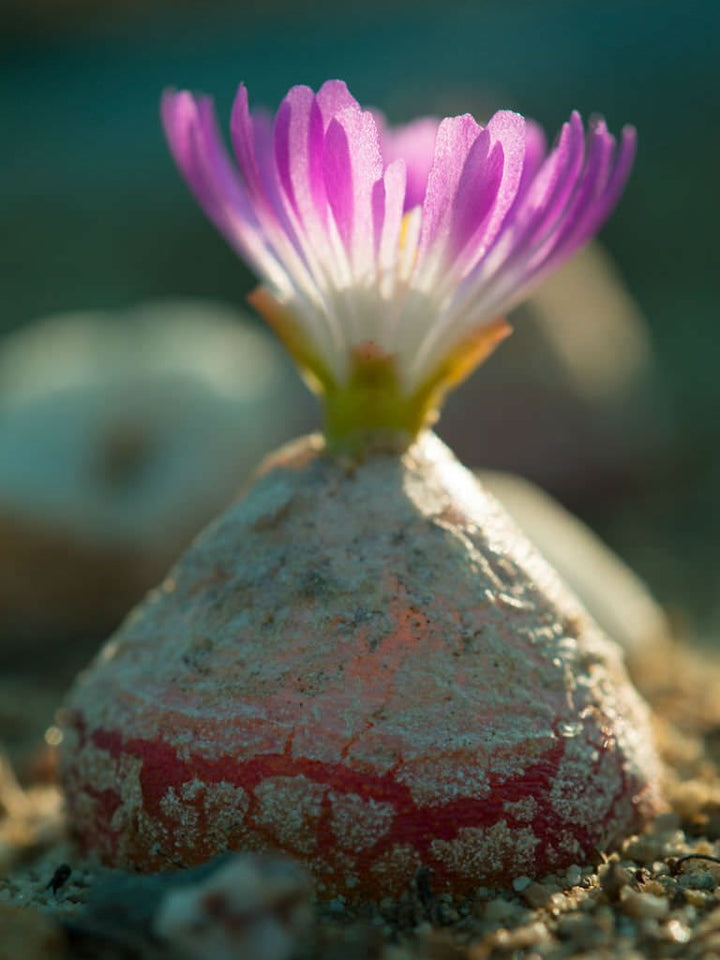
(322, 350, 434, 459)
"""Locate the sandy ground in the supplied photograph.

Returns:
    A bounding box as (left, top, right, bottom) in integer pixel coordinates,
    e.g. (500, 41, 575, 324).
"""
(2, 635, 720, 959)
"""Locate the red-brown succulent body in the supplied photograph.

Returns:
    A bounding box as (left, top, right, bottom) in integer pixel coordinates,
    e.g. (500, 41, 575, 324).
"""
(61, 434, 662, 898)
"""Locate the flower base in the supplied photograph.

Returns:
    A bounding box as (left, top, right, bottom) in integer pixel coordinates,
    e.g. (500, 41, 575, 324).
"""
(60, 432, 662, 899)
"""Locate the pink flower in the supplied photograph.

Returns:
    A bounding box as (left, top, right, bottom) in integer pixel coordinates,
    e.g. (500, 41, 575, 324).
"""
(162, 80, 635, 451)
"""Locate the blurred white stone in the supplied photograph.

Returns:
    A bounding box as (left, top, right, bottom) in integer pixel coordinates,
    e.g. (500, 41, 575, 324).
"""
(441, 243, 670, 493)
(0, 299, 311, 643)
(479, 469, 671, 662)
(153, 854, 313, 960)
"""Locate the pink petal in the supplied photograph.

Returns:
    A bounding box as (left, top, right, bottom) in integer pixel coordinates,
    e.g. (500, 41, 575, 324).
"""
(595, 124, 637, 223)
(449, 128, 503, 257)
(380, 116, 440, 210)
(502, 115, 617, 285)
(322, 118, 354, 249)
(163, 91, 252, 241)
(315, 79, 360, 124)
(547, 121, 637, 266)
(162, 90, 229, 223)
(546, 117, 615, 249)
(454, 112, 636, 323)
(163, 82, 637, 391)
(162, 90, 300, 297)
(229, 88, 305, 262)
(514, 112, 587, 252)
(375, 158, 407, 281)
(248, 109, 286, 217)
(323, 106, 384, 272)
(452, 110, 527, 267)
(419, 114, 483, 260)
(238, 97, 320, 287)
(230, 84, 263, 196)
(474, 111, 586, 282)
(470, 110, 527, 254)
(516, 119, 547, 200)
(274, 85, 328, 242)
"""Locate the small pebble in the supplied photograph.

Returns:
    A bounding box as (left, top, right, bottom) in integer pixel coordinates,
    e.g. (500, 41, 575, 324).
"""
(598, 861, 635, 901)
(512, 876, 532, 893)
(436, 902, 460, 925)
(683, 887, 712, 908)
(619, 889, 669, 920)
(678, 869, 715, 891)
(565, 865, 583, 887)
(664, 918, 691, 943)
(485, 921, 550, 951)
(483, 897, 517, 922)
(153, 853, 313, 960)
(640, 879, 665, 898)
(519, 882, 554, 909)
(556, 912, 588, 939)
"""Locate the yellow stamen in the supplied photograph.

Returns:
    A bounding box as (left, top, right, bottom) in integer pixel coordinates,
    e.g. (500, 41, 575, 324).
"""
(399, 211, 413, 252)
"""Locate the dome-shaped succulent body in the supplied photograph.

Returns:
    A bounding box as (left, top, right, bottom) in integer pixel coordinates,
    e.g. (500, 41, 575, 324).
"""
(61, 432, 661, 898)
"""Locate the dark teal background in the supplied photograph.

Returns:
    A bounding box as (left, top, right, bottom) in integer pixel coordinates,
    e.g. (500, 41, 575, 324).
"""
(1, 0, 718, 636)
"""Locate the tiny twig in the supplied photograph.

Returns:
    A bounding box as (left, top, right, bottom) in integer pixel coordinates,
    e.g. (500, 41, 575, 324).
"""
(46, 863, 72, 896)
(671, 853, 720, 874)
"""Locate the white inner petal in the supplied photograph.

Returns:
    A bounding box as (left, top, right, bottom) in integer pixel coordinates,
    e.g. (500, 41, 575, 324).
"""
(274, 201, 501, 392)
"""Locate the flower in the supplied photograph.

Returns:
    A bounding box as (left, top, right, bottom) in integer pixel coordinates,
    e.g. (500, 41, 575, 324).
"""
(162, 80, 635, 454)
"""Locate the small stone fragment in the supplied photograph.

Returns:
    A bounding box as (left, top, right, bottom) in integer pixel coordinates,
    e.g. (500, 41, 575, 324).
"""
(565, 864, 583, 886)
(482, 896, 518, 923)
(683, 888, 712, 908)
(664, 918, 691, 943)
(153, 852, 313, 960)
(678, 868, 716, 891)
(482, 920, 551, 952)
(598, 860, 635, 902)
(511, 875, 532, 892)
(518, 880, 554, 909)
(556, 910, 610, 946)
(619, 888, 669, 920)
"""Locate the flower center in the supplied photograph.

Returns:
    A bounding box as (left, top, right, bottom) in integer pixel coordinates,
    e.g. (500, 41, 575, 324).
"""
(250, 284, 512, 460)
(322, 342, 428, 458)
